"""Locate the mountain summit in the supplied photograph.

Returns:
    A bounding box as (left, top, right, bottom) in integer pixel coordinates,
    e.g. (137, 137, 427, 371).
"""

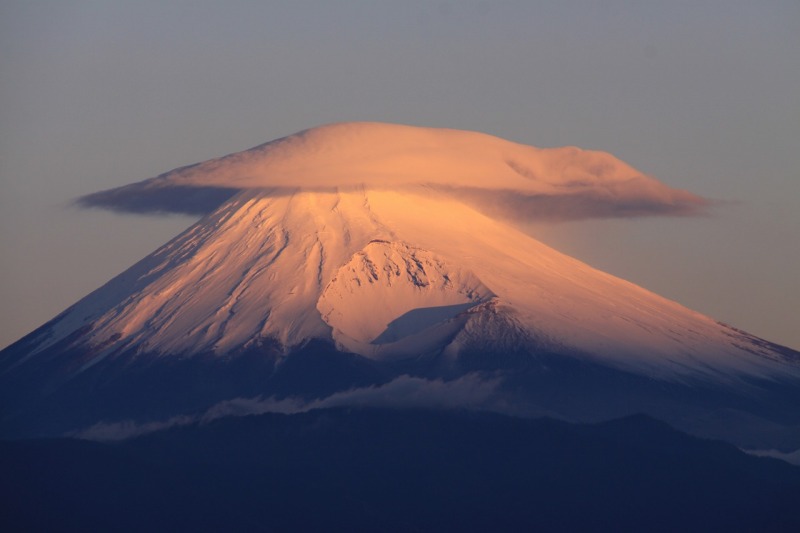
(2, 123, 798, 447)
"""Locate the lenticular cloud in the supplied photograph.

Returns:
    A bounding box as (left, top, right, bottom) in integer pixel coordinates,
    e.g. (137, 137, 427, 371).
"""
(77, 122, 707, 221)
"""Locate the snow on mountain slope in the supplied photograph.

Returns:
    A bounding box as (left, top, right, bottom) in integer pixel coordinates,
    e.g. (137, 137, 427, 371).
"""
(317, 239, 495, 358)
(20, 183, 798, 383)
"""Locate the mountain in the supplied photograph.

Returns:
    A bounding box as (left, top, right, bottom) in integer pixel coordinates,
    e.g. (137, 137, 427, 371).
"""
(1, 122, 798, 448)
(4, 408, 800, 533)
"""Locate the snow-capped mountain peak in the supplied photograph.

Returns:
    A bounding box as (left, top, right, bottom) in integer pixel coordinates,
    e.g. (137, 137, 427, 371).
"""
(3, 123, 798, 444)
(23, 185, 799, 382)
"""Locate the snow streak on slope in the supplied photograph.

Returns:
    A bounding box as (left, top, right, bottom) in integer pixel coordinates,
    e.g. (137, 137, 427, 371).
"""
(27, 185, 798, 382)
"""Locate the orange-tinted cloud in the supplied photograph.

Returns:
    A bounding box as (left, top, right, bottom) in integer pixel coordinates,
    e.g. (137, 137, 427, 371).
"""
(77, 122, 708, 221)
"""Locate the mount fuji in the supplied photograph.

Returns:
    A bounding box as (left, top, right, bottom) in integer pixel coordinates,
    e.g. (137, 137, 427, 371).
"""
(2, 122, 799, 449)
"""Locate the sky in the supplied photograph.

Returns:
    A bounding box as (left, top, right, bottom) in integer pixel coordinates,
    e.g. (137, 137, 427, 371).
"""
(1, 0, 798, 350)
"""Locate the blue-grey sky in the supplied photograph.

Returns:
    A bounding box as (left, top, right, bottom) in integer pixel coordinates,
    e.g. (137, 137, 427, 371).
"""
(1, 0, 798, 350)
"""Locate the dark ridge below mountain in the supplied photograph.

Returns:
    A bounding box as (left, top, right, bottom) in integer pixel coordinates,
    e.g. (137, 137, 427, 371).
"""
(2, 407, 800, 533)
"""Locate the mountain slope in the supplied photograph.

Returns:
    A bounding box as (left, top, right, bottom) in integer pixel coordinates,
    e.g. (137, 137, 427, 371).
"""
(11, 186, 797, 378)
(1, 122, 798, 445)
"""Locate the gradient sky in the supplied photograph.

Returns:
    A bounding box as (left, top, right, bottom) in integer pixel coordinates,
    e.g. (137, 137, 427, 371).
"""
(1, 0, 798, 350)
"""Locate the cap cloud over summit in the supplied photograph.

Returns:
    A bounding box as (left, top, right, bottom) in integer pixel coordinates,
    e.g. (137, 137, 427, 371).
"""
(77, 122, 707, 221)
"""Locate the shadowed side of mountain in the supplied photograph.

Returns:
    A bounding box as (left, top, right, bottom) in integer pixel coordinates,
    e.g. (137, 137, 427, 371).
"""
(3, 331, 800, 451)
(0, 338, 389, 439)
